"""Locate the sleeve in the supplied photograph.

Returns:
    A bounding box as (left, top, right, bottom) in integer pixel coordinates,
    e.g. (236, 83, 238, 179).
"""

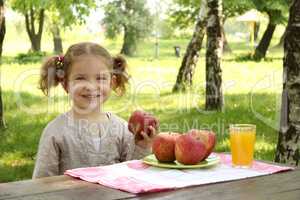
(119, 124, 152, 162)
(32, 125, 61, 179)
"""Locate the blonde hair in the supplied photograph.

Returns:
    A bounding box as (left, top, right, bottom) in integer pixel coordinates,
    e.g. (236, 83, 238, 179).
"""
(39, 42, 129, 96)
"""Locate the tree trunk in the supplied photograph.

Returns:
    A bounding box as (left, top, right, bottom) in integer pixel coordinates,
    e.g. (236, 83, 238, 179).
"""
(222, 25, 231, 53)
(52, 25, 63, 53)
(275, 0, 300, 167)
(0, 0, 5, 129)
(0, 0, 4, 58)
(24, 8, 44, 52)
(205, 0, 223, 111)
(172, 0, 208, 92)
(120, 25, 137, 56)
(253, 13, 276, 60)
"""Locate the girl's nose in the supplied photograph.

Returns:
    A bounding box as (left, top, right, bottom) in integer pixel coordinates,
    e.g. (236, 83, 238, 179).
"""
(84, 79, 100, 91)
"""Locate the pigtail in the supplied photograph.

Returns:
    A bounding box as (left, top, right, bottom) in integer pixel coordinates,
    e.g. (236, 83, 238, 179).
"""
(39, 56, 65, 96)
(113, 55, 130, 96)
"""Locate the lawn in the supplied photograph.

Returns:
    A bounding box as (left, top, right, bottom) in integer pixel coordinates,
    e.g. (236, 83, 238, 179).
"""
(0, 22, 285, 182)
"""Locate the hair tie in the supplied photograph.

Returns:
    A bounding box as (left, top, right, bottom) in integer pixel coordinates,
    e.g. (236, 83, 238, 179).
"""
(56, 55, 64, 67)
(114, 58, 123, 68)
(55, 55, 65, 81)
(117, 60, 122, 67)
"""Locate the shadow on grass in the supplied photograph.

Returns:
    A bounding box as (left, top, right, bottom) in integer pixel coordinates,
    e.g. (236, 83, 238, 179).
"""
(0, 163, 34, 183)
(0, 89, 280, 182)
(1, 52, 49, 65)
(223, 53, 283, 62)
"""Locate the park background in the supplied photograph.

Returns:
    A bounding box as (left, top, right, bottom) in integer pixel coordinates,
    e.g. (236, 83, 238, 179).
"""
(0, 0, 289, 182)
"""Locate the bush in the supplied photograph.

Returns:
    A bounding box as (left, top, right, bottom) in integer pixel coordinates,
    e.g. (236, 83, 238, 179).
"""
(15, 51, 47, 64)
(234, 53, 274, 62)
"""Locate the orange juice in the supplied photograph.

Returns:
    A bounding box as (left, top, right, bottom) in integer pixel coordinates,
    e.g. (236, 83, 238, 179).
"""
(229, 124, 256, 167)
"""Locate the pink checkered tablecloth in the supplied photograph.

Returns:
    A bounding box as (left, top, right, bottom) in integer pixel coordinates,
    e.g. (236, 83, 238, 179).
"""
(65, 153, 293, 194)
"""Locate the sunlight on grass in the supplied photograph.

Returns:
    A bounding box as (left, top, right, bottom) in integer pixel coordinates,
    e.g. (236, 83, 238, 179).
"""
(0, 151, 35, 183)
(0, 152, 33, 167)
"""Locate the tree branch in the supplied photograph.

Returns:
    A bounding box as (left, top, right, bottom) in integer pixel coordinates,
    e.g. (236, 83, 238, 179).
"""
(38, 9, 44, 37)
(30, 7, 36, 35)
(25, 12, 33, 40)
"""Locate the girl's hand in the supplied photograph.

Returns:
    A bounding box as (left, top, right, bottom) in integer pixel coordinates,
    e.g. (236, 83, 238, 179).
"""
(135, 126, 157, 149)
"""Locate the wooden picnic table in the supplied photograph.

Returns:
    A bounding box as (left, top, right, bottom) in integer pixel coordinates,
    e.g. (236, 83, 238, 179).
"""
(0, 165, 299, 200)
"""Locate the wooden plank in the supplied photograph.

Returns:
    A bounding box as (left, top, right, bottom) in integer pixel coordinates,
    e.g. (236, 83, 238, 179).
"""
(1, 186, 135, 200)
(131, 168, 300, 200)
(0, 175, 136, 200)
(270, 189, 300, 200)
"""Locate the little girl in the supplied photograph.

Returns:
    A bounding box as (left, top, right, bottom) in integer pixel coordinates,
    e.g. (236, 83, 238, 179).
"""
(32, 42, 155, 178)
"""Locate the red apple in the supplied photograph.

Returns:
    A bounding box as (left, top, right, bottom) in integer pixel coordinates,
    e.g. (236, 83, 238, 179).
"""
(128, 110, 159, 140)
(188, 129, 216, 159)
(152, 132, 180, 162)
(175, 133, 207, 165)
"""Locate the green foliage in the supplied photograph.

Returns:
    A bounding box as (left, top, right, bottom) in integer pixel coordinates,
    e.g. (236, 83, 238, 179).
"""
(158, 19, 177, 39)
(168, 0, 289, 30)
(47, 0, 96, 28)
(168, 0, 254, 29)
(168, 0, 200, 29)
(102, 0, 154, 40)
(9, 0, 50, 13)
(251, 0, 289, 24)
(9, 0, 95, 35)
(15, 51, 46, 64)
(224, 0, 255, 18)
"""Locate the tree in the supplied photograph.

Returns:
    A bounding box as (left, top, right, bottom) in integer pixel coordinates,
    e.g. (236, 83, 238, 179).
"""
(0, 0, 5, 128)
(252, 0, 289, 60)
(10, 0, 49, 52)
(46, 11, 63, 53)
(205, 0, 223, 110)
(102, 0, 153, 56)
(171, 0, 253, 92)
(0, 0, 4, 57)
(51, 24, 63, 54)
(277, 2, 295, 49)
(10, 0, 94, 53)
(44, 9, 63, 54)
(172, 0, 208, 92)
(275, 0, 300, 167)
(252, 10, 281, 60)
(169, 0, 253, 52)
(47, 0, 95, 53)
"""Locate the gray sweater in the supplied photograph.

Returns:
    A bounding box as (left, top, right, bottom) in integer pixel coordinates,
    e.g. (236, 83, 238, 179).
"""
(32, 112, 151, 178)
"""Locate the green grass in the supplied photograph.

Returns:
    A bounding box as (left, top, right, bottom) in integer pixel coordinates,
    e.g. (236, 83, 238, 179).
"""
(0, 21, 286, 182)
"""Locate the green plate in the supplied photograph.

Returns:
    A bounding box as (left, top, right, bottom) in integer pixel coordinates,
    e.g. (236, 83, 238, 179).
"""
(142, 154, 220, 169)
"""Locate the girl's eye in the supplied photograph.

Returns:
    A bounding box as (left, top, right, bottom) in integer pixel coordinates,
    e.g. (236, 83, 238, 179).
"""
(97, 76, 108, 81)
(75, 77, 85, 80)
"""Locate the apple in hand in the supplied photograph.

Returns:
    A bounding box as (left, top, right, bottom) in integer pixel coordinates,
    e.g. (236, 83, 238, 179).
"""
(152, 132, 180, 162)
(188, 129, 216, 159)
(175, 133, 207, 165)
(128, 110, 159, 140)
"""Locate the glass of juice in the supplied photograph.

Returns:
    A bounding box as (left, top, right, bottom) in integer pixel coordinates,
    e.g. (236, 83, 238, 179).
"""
(229, 124, 256, 168)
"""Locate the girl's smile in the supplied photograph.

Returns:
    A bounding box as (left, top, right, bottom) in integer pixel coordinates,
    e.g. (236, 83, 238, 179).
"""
(67, 55, 115, 112)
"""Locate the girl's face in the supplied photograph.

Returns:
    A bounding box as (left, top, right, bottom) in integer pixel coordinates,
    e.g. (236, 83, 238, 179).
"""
(66, 55, 115, 113)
